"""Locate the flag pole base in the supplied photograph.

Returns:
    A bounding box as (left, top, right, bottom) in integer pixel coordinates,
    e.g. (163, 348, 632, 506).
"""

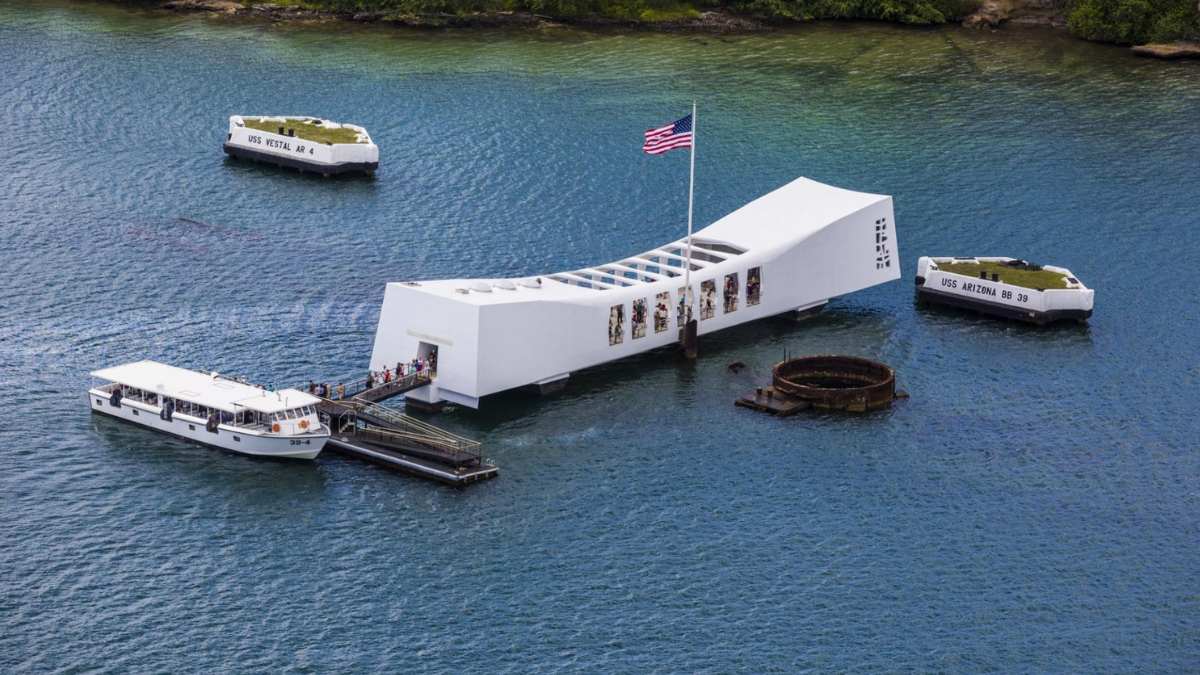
(682, 319, 698, 359)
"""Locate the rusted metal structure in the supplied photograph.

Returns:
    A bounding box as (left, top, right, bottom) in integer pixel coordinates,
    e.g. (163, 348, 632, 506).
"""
(737, 355, 901, 415)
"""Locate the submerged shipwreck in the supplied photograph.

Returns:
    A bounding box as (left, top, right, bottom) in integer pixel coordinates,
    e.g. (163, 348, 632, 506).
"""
(369, 177, 903, 410)
(223, 115, 379, 176)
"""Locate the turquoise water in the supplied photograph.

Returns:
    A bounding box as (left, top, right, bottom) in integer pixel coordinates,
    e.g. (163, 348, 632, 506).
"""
(2, 2, 1200, 671)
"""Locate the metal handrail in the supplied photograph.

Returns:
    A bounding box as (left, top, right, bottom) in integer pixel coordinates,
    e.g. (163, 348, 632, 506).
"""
(302, 369, 434, 401)
(320, 396, 481, 461)
(354, 401, 480, 451)
(353, 425, 480, 466)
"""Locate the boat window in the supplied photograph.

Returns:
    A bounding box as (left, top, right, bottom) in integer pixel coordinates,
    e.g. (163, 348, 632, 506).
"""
(285, 409, 297, 420)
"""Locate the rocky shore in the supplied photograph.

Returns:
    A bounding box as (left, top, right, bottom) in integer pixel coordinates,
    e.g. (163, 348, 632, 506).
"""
(960, 0, 1067, 30)
(146, 0, 1198, 58)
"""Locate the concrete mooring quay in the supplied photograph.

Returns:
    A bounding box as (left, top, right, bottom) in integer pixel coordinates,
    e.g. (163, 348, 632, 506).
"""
(314, 373, 497, 486)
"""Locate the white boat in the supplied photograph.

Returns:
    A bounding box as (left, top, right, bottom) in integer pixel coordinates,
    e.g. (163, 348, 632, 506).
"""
(223, 115, 379, 176)
(368, 176, 902, 410)
(88, 361, 329, 460)
(915, 256, 1093, 324)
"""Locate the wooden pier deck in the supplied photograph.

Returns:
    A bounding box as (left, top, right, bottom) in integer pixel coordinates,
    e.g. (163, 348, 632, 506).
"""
(313, 372, 497, 486)
(734, 386, 813, 416)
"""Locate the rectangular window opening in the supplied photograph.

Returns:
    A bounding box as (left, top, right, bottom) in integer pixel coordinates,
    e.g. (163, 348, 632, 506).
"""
(700, 280, 716, 320)
(632, 298, 647, 339)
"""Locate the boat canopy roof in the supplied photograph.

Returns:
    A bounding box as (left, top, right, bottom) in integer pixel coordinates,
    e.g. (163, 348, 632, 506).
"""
(90, 360, 319, 414)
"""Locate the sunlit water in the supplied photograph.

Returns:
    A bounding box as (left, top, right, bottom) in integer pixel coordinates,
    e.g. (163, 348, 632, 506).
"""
(2, 1, 1199, 671)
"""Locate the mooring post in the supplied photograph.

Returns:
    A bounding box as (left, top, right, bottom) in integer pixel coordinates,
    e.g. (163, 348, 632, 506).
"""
(683, 319, 698, 359)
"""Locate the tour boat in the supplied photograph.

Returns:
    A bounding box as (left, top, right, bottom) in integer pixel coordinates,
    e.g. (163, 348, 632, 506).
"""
(915, 256, 1093, 324)
(223, 115, 379, 176)
(88, 361, 330, 460)
(368, 176, 902, 410)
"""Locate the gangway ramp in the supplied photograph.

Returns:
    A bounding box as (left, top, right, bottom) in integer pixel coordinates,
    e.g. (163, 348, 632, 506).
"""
(316, 394, 497, 486)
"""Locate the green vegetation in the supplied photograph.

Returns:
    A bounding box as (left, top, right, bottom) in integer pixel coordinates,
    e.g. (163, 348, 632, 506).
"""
(1067, 0, 1199, 44)
(936, 260, 1070, 290)
(245, 0, 979, 25)
(242, 117, 366, 144)
(230, 0, 1200, 44)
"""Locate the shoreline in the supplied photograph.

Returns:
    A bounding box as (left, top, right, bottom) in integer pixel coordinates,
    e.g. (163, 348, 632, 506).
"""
(157, 1, 779, 31)
(126, 1, 1198, 58)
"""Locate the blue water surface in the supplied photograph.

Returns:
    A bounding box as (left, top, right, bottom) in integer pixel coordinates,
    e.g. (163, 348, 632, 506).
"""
(1, 2, 1199, 672)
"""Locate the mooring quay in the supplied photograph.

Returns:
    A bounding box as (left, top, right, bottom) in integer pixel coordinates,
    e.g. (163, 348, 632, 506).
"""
(315, 373, 497, 486)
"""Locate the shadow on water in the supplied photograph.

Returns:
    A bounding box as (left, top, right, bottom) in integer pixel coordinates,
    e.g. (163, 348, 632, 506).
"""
(221, 156, 379, 184)
(914, 300, 1094, 345)
(88, 412, 329, 498)
(416, 304, 899, 433)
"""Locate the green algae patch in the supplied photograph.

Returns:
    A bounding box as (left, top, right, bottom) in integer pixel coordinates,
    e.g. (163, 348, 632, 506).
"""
(936, 261, 1070, 290)
(242, 117, 366, 145)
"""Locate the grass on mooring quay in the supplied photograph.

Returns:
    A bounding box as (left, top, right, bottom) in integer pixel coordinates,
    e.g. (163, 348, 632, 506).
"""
(242, 117, 366, 145)
(936, 260, 1071, 290)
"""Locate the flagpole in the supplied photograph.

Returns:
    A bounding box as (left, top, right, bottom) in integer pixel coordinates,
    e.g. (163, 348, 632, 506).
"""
(683, 100, 696, 310)
(681, 101, 698, 359)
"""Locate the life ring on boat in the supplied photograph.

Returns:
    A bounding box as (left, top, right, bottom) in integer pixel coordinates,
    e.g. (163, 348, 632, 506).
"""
(299, 420, 309, 430)
(272, 423, 281, 433)
(206, 414, 219, 433)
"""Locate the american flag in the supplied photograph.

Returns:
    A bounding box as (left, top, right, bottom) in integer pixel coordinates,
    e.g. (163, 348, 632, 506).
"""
(643, 114, 693, 155)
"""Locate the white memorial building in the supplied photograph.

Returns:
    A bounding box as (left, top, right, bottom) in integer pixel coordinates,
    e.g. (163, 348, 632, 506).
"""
(370, 177, 901, 409)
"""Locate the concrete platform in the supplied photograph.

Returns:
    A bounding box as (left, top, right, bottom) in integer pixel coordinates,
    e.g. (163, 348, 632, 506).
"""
(734, 387, 813, 416)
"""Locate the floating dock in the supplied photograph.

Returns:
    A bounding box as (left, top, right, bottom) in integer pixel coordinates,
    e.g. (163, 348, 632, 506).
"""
(914, 256, 1093, 325)
(224, 115, 380, 176)
(314, 373, 498, 486)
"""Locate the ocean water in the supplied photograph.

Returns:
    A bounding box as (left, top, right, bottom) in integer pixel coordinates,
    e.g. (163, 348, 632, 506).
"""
(2, 1, 1199, 672)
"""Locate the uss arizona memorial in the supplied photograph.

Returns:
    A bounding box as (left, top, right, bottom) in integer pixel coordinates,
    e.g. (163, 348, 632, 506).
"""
(371, 177, 901, 410)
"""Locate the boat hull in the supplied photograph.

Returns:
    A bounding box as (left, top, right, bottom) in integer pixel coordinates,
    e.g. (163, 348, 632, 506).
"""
(223, 142, 378, 175)
(88, 391, 327, 460)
